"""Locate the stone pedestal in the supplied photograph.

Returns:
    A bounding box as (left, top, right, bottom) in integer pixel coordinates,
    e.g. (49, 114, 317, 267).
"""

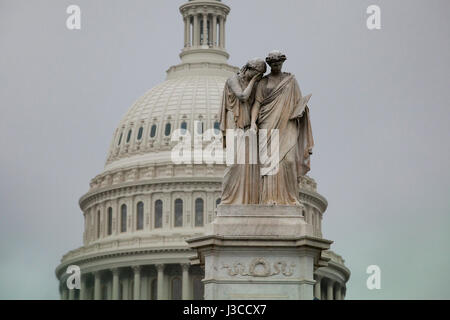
(186, 205, 332, 300)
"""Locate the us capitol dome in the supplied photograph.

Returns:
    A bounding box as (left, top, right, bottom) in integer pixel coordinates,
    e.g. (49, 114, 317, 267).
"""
(55, 0, 350, 300)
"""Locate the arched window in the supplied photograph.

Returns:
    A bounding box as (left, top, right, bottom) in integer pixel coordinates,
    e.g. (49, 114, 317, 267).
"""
(150, 124, 157, 138)
(136, 202, 144, 230)
(126, 129, 132, 143)
(195, 198, 204, 227)
(151, 279, 157, 300)
(180, 121, 187, 134)
(193, 276, 204, 300)
(216, 198, 221, 208)
(121, 204, 127, 232)
(137, 127, 143, 140)
(213, 121, 220, 133)
(155, 200, 163, 228)
(165, 123, 172, 136)
(171, 277, 182, 300)
(174, 199, 183, 227)
(107, 207, 113, 235)
(118, 133, 123, 146)
(97, 211, 101, 238)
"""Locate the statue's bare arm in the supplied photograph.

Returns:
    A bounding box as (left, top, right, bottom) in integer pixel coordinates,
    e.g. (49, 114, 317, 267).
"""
(250, 80, 263, 131)
(250, 100, 260, 131)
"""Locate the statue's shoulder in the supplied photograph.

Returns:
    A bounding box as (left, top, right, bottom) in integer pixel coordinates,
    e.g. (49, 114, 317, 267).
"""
(260, 75, 270, 83)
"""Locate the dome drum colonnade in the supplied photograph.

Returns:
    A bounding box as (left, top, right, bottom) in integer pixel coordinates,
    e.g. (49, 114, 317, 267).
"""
(55, 0, 350, 300)
(59, 262, 204, 300)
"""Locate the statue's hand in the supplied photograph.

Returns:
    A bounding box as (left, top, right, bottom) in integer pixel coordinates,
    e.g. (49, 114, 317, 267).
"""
(250, 121, 258, 133)
(251, 73, 263, 83)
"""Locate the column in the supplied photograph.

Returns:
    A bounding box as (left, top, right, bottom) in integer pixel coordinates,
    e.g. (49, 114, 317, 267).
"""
(193, 15, 199, 46)
(219, 16, 224, 48)
(61, 286, 68, 300)
(94, 271, 101, 300)
(112, 268, 120, 300)
(314, 275, 322, 300)
(133, 266, 141, 300)
(106, 279, 112, 300)
(156, 264, 165, 300)
(342, 287, 346, 300)
(212, 15, 217, 47)
(327, 280, 334, 301)
(68, 288, 75, 300)
(115, 199, 120, 235)
(222, 17, 226, 48)
(184, 17, 189, 47)
(80, 274, 87, 300)
(202, 13, 208, 45)
(182, 264, 190, 300)
(141, 274, 148, 300)
(122, 276, 129, 300)
(335, 284, 342, 300)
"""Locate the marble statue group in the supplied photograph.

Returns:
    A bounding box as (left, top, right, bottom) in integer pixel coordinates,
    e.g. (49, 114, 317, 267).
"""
(219, 50, 314, 207)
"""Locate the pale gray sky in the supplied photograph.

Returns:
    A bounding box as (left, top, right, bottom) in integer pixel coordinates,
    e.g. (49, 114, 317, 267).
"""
(0, 0, 449, 299)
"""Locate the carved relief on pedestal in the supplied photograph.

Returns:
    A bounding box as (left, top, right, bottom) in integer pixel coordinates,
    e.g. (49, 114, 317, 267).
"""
(222, 258, 295, 277)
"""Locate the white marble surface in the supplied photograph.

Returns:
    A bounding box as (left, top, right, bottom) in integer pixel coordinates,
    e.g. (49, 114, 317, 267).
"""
(188, 204, 332, 300)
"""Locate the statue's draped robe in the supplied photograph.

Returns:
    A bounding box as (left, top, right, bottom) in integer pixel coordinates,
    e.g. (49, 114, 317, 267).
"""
(256, 73, 314, 205)
(219, 77, 260, 204)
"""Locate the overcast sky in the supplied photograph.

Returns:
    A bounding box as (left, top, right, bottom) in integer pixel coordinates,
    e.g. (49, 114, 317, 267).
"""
(0, 0, 449, 299)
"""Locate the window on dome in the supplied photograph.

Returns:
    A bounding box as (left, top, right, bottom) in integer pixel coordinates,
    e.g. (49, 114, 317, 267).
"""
(136, 202, 144, 230)
(118, 133, 123, 146)
(97, 211, 101, 239)
(107, 207, 113, 235)
(121, 204, 127, 232)
(150, 124, 157, 138)
(155, 200, 163, 228)
(214, 121, 220, 133)
(126, 130, 132, 143)
(195, 198, 204, 227)
(137, 127, 143, 140)
(174, 199, 183, 227)
(165, 123, 172, 136)
(180, 121, 187, 134)
(171, 277, 182, 300)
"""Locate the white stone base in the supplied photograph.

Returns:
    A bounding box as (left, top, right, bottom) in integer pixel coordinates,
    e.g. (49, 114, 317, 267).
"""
(187, 205, 332, 300)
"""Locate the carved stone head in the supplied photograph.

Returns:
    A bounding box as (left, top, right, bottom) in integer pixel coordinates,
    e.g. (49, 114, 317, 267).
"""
(266, 50, 287, 73)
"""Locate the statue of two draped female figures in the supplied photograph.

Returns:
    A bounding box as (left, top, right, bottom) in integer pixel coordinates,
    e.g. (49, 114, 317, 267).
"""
(219, 50, 314, 206)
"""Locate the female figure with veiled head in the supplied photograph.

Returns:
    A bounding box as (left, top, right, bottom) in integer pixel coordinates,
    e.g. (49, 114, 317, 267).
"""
(219, 58, 266, 204)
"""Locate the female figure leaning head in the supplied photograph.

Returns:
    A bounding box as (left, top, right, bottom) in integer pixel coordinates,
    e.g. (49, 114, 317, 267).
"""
(239, 58, 267, 81)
